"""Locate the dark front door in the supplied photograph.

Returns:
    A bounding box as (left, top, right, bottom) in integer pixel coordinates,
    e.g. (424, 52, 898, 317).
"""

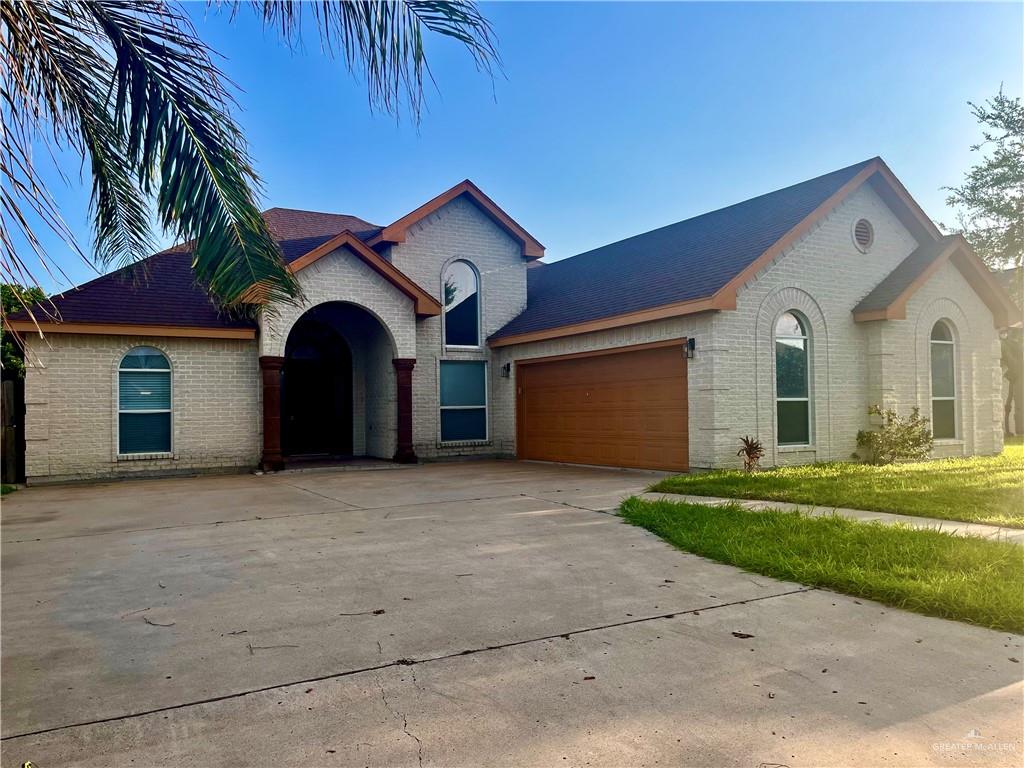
(282, 318, 353, 457)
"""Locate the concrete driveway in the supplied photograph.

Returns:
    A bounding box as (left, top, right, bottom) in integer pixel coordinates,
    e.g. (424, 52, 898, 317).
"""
(1, 461, 1021, 767)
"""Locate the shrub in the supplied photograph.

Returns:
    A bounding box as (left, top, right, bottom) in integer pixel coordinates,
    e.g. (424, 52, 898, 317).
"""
(736, 435, 765, 472)
(856, 405, 933, 464)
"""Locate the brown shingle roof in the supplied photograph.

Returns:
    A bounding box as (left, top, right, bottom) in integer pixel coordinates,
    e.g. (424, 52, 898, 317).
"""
(262, 208, 381, 263)
(9, 208, 381, 331)
(490, 159, 877, 341)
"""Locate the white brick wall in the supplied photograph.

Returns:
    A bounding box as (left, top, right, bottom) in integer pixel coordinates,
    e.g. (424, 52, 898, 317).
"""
(496, 184, 1003, 469)
(386, 195, 528, 459)
(708, 184, 1001, 467)
(24, 334, 260, 483)
(887, 261, 1003, 458)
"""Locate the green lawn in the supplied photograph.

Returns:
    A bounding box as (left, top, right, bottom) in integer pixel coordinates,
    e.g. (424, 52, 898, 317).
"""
(621, 497, 1024, 633)
(651, 438, 1024, 528)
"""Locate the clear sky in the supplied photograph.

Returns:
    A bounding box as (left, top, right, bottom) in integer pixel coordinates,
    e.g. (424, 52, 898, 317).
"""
(25, 1, 1024, 292)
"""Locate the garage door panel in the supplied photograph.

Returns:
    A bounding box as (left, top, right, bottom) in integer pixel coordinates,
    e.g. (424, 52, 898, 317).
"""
(517, 345, 688, 472)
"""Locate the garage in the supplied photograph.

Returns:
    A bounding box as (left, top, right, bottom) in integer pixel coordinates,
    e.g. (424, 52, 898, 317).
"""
(515, 342, 688, 471)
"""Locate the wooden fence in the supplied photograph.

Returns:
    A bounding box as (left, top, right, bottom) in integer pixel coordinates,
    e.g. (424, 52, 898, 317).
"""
(1, 378, 25, 484)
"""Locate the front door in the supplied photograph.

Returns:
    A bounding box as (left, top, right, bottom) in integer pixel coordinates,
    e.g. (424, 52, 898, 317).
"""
(282, 318, 353, 457)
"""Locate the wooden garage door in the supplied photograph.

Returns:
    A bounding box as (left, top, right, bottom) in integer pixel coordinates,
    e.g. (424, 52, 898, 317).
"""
(516, 343, 688, 471)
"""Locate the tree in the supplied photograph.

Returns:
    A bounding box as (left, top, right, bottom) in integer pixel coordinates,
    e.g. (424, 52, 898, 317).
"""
(945, 89, 1023, 273)
(1, 285, 45, 377)
(946, 89, 1024, 436)
(1, 1, 497, 313)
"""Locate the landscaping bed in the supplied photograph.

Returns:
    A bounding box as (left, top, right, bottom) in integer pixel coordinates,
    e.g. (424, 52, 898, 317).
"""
(650, 438, 1024, 528)
(621, 497, 1024, 633)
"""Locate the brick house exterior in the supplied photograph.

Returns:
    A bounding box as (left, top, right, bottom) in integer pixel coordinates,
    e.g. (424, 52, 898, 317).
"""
(12, 158, 1017, 483)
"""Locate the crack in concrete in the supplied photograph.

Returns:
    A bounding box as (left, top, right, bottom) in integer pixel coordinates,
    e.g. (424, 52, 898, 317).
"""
(0, 586, 813, 742)
(377, 674, 424, 767)
(278, 482, 362, 506)
(523, 493, 623, 516)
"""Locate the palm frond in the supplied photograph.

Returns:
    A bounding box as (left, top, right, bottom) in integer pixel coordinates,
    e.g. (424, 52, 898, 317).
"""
(87, 0, 299, 306)
(2, 0, 298, 308)
(2, 0, 498, 316)
(243, 0, 498, 119)
(2, 0, 152, 278)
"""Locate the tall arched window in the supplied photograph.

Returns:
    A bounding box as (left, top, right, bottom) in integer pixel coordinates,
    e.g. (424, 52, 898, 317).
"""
(442, 260, 480, 347)
(118, 346, 171, 454)
(930, 321, 957, 439)
(775, 311, 811, 446)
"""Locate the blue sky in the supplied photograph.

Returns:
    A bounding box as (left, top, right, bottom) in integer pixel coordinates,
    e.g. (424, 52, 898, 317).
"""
(25, 1, 1024, 292)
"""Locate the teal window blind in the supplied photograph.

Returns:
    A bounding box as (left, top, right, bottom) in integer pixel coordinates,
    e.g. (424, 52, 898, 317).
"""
(440, 361, 486, 441)
(119, 348, 171, 454)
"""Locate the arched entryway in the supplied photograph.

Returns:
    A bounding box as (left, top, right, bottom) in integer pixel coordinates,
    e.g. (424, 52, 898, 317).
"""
(259, 301, 415, 470)
(283, 314, 353, 458)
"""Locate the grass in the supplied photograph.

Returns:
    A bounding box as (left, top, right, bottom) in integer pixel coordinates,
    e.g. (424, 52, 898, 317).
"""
(1, 484, 16, 496)
(651, 437, 1024, 528)
(621, 497, 1024, 633)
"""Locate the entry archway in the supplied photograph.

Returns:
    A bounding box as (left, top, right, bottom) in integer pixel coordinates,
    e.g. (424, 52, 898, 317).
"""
(260, 301, 414, 469)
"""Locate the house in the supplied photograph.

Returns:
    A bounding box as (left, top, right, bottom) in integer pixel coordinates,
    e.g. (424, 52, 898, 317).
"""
(9, 157, 1018, 483)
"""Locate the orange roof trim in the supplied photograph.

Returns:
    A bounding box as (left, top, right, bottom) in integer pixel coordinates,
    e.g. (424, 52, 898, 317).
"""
(289, 230, 442, 317)
(5, 321, 256, 340)
(368, 180, 545, 260)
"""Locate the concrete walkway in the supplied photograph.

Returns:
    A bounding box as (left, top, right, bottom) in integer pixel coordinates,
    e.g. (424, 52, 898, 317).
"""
(637, 492, 1024, 546)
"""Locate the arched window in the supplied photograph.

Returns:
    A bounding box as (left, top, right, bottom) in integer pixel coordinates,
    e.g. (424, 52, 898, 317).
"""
(930, 321, 957, 439)
(775, 311, 811, 446)
(442, 260, 480, 347)
(118, 347, 171, 454)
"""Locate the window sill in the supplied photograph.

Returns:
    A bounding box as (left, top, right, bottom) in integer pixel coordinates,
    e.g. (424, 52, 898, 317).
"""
(118, 452, 174, 462)
(778, 444, 815, 453)
(933, 439, 964, 446)
(443, 346, 486, 355)
(438, 440, 491, 448)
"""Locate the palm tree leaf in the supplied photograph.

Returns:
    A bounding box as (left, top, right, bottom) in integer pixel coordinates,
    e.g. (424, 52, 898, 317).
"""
(1, 1, 151, 278)
(241, 0, 498, 119)
(82, 1, 299, 307)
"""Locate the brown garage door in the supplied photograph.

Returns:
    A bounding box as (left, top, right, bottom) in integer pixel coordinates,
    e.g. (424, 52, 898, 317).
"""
(516, 343, 688, 471)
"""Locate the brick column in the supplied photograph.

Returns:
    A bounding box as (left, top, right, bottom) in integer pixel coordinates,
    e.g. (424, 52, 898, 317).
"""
(260, 356, 285, 471)
(392, 358, 417, 463)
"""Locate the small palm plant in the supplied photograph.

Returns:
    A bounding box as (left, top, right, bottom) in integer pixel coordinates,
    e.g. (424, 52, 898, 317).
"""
(737, 436, 765, 472)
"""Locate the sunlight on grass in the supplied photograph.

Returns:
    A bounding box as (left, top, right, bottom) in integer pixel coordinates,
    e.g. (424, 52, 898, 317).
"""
(651, 439, 1024, 528)
(621, 497, 1024, 633)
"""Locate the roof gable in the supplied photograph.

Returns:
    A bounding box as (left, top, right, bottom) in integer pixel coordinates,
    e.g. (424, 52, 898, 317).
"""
(367, 180, 545, 259)
(285, 231, 441, 317)
(854, 235, 1019, 327)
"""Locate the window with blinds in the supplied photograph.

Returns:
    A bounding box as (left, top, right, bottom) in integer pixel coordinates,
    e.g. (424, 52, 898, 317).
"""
(439, 360, 487, 441)
(118, 347, 171, 455)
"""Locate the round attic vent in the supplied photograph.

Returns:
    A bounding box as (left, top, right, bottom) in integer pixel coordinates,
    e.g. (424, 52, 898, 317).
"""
(853, 218, 874, 252)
